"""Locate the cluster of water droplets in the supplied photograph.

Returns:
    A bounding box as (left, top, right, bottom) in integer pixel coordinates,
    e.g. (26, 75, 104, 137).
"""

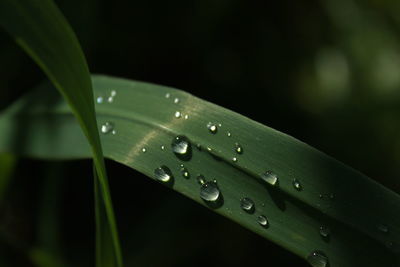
(100, 121, 116, 135)
(307, 251, 329, 267)
(97, 89, 116, 104)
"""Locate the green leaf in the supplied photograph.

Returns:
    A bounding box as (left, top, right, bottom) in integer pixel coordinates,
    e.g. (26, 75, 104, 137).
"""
(0, 1, 122, 265)
(1, 75, 398, 266)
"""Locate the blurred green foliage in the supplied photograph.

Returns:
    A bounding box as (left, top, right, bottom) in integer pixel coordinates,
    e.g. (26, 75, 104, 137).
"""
(0, 0, 399, 266)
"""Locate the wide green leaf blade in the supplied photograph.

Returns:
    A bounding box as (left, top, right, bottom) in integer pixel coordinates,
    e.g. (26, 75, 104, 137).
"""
(0, 1, 122, 265)
(0, 75, 398, 266)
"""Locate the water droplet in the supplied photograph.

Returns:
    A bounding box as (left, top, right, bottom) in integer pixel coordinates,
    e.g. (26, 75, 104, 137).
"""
(200, 181, 220, 202)
(174, 111, 182, 118)
(96, 96, 104, 104)
(240, 197, 255, 213)
(232, 157, 238, 162)
(141, 148, 147, 153)
(218, 123, 222, 127)
(378, 224, 389, 233)
(292, 179, 302, 191)
(227, 132, 232, 137)
(107, 96, 114, 103)
(154, 165, 173, 183)
(235, 143, 243, 154)
(197, 175, 206, 185)
(181, 167, 190, 178)
(174, 98, 180, 104)
(101, 122, 114, 134)
(206, 147, 213, 152)
(319, 225, 330, 238)
(257, 215, 269, 227)
(207, 122, 218, 134)
(161, 145, 165, 150)
(110, 90, 116, 97)
(171, 135, 190, 155)
(184, 114, 189, 119)
(111, 130, 116, 135)
(319, 194, 323, 199)
(260, 171, 278, 186)
(329, 193, 334, 199)
(307, 251, 329, 267)
(165, 93, 170, 98)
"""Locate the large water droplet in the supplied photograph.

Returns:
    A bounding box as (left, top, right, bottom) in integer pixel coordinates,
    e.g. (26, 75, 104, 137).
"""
(235, 143, 243, 154)
(171, 135, 191, 156)
(319, 225, 330, 238)
(260, 171, 279, 186)
(101, 122, 114, 134)
(180, 166, 190, 178)
(292, 178, 302, 191)
(154, 166, 173, 183)
(174, 111, 182, 118)
(207, 122, 218, 134)
(257, 215, 269, 227)
(307, 251, 329, 267)
(96, 96, 104, 104)
(200, 181, 220, 202)
(240, 197, 255, 213)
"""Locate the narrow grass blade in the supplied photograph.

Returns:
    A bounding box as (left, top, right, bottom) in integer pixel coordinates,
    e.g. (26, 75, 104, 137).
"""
(0, 1, 122, 265)
(0, 153, 16, 202)
(0, 75, 398, 266)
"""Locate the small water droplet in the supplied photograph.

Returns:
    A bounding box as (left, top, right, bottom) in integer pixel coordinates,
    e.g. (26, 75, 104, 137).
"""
(292, 179, 302, 191)
(307, 251, 329, 267)
(96, 96, 104, 104)
(107, 96, 114, 103)
(141, 147, 147, 153)
(207, 123, 218, 134)
(111, 130, 116, 135)
(181, 167, 190, 178)
(227, 132, 232, 137)
(171, 135, 190, 155)
(218, 123, 222, 127)
(240, 197, 255, 213)
(101, 122, 114, 134)
(161, 145, 165, 150)
(319, 225, 330, 238)
(206, 147, 213, 152)
(174, 98, 180, 104)
(184, 114, 189, 119)
(235, 143, 243, 154)
(200, 181, 220, 202)
(165, 93, 170, 98)
(378, 224, 389, 233)
(197, 175, 206, 185)
(232, 157, 238, 162)
(329, 193, 334, 199)
(257, 215, 269, 227)
(260, 171, 278, 186)
(111, 90, 117, 97)
(174, 111, 182, 118)
(319, 194, 323, 199)
(154, 165, 173, 183)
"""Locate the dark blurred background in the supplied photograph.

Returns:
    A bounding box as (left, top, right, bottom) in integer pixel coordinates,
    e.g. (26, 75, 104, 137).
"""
(0, 0, 400, 266)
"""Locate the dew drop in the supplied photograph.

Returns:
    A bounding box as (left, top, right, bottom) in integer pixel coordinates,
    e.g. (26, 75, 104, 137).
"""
(227, 132, 232, 137)
(232, 157, 238, 163)
(171, 135, 190, 155)
(240, 197, 255, 213)
(165, 93, 170, 98)
(101, 122, 114, 134)
(107, 96, 114, 103)
(197, 174, 206, 185)
(184, 114, 189, 119)
(161, 145, 165, 150)
(141, 147, 147, 153)
(96, 96, 104, 104)
(234, 143, 243, 154)
(292, 178, 302, 191)
(111, 130, 116, 135)
(207, 122, 218, 134)
(319, 225, 330, 238)
(174, 111, 182, 118)
(200, 181, 220, 202)
(307, 251, 329, 267)
(257, 215, 269, 227)
(181, 167, 190, 178)
(260, 171, 279, 186)
(110, 90, 116, 97)
(378, 224, 389, 233)
(174, 98, 180, 104)
(154, 165, 173, 183)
